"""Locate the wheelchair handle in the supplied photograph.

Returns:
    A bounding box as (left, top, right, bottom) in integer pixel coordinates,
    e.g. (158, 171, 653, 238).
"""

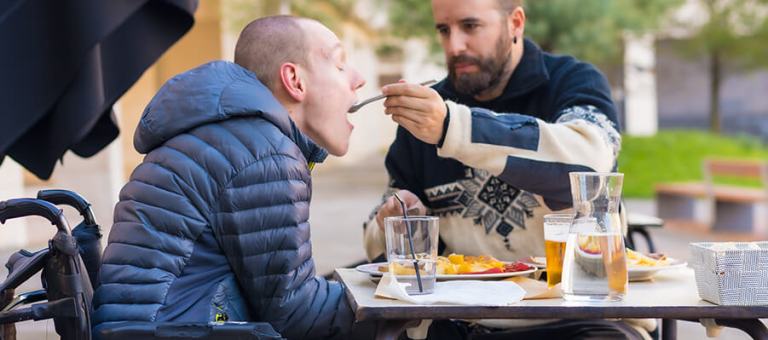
(37, 189, 97, 225)
(0, 198, 71, 233)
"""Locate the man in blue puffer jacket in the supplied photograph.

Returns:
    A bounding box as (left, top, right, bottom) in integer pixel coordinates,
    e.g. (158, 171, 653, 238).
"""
(92, 16, 366, 339)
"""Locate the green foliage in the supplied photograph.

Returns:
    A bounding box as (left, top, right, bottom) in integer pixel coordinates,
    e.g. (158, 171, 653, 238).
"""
(388, 0, 435, 39)
(290, 0, 364, 35)
(221, 0, 281, 33)
(221, 0, 372, 38)
(525, 0, 682, 64)
(386, 0, 443, 56)
(386, 0, 682, 64)
(618, 131, 768, 198)
(677, 0, 768, 70)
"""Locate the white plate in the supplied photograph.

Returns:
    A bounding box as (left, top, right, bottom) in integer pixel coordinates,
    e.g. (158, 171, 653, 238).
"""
(518, 256, 546, 269)
(519, 257, 687, 281)
(628, 259, 688, 281)
(355, 262, 537, 281)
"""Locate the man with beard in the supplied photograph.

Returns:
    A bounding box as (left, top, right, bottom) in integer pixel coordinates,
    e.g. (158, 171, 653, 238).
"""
(363, 0, 651, 339)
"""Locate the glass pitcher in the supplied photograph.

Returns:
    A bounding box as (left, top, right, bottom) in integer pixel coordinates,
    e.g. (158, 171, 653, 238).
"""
(561, 172, 628, 302)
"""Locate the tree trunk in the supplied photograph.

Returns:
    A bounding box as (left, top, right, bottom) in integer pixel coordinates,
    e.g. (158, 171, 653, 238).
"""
(709, 49, 721, 133)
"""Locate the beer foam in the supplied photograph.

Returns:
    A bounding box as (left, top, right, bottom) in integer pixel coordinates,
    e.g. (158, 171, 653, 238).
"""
(544, 231, 568, 242)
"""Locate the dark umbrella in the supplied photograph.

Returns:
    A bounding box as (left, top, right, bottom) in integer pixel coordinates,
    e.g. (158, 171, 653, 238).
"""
(0, 0, 198, 179)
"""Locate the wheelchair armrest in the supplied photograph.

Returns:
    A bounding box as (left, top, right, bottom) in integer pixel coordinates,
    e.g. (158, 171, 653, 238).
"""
(1, 289, 47, 312)
(94, 321, 283, 340)
(0, 249, 48, 293)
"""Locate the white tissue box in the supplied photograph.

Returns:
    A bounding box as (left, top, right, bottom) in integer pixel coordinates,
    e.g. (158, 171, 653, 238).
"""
(689, 242, 768, 305)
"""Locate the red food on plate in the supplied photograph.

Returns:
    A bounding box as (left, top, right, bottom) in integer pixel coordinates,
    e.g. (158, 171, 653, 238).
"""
(503, 262, 533, 272)
(471, 268, 504, 275)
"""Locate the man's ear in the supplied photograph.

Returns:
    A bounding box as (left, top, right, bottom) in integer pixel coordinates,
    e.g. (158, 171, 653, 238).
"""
(278, 62, 307, 102)
(510, 7, 525, 40)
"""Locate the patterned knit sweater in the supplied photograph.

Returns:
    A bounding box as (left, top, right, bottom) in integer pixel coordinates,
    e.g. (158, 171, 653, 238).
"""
(364, 39, 622, 266)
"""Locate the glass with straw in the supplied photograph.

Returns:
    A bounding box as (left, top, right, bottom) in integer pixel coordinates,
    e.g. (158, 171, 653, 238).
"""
(383, 194, 439, 295)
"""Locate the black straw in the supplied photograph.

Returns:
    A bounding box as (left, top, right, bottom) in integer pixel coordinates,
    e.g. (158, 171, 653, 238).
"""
(393, 193, 423, 293)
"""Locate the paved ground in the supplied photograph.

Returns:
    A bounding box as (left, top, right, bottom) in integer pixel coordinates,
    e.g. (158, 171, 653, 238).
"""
(2, 163, 764, 339)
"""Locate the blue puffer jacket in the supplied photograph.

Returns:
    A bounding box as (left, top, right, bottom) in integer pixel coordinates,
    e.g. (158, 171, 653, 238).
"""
(92, 61, 353, 339)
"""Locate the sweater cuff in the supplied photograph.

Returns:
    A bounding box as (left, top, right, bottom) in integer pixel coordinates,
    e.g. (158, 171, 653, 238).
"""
(437, 101, 471, 159)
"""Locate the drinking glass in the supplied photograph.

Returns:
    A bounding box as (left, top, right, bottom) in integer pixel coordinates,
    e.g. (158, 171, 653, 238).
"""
(384, 216, 439, 295)
(562, 172, 628, 302)
(544, 213, 574, 287)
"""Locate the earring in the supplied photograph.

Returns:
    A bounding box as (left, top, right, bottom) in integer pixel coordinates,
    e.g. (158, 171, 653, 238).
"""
(513, 36, 518, 44)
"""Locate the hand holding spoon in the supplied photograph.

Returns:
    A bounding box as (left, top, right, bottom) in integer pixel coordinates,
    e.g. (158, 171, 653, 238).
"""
(348, 79, 437, 113)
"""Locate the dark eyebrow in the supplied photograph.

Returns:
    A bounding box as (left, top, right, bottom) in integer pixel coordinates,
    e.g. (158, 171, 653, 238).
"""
(436, 17, 481, 30)
(459, 17, 481, 25)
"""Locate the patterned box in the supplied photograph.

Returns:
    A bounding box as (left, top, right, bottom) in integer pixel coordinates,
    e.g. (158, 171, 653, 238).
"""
(689, 242, 768, 305)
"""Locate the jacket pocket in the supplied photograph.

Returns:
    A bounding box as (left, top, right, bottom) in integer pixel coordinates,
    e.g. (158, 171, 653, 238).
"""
(209, 274, 251, 322)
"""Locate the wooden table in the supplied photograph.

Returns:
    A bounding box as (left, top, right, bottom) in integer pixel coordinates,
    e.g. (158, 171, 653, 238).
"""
(335, 268, 768, 340)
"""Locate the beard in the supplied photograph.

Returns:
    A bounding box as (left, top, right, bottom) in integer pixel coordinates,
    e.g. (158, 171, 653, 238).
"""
(448, 31, 512, 97)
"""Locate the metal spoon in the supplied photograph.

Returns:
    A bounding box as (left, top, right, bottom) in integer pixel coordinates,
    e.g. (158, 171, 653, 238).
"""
(348, 79, 438, 113)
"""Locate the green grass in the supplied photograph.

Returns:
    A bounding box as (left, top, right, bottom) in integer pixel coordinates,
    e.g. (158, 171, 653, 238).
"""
(617, 130, 768, 198)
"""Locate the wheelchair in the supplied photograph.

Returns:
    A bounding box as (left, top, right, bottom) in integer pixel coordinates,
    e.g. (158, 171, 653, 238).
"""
(0, 195, 92, 340)
(0, 190, 282, 340)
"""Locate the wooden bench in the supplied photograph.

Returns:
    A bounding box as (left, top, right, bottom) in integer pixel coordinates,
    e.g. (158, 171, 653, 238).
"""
(655, 159, 768, 233)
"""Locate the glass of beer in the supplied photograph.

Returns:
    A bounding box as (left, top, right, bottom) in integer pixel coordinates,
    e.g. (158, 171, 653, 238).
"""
(544, 213, 573, 287)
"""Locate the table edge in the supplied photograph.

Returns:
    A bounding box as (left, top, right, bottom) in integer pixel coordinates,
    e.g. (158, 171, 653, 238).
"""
(335, 268, 768, 322)
(335, 269, 365, 321)
(353, 305, 768, 321)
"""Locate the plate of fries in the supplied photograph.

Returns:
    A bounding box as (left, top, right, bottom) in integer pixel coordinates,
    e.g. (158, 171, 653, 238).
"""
(356, 253, 536, 280)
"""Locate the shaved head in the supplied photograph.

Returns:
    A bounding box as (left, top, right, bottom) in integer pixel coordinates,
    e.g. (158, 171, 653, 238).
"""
(498, 0, 523, 13)
(234, 15, 311, 90)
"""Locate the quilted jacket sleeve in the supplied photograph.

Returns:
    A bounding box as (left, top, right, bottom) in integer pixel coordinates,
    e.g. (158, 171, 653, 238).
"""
(213, 150, 353, 340)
